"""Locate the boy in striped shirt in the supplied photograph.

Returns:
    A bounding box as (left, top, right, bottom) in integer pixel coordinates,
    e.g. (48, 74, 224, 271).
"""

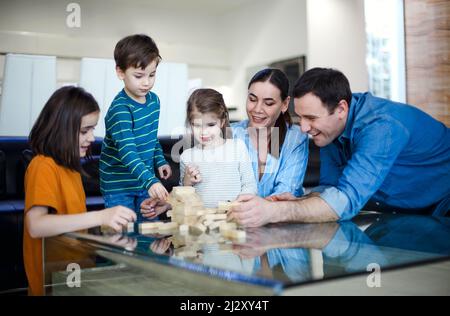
(100, 34, 171, 220)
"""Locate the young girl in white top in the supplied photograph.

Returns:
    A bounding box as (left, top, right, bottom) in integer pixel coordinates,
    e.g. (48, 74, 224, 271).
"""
(180, 88, 257, 208)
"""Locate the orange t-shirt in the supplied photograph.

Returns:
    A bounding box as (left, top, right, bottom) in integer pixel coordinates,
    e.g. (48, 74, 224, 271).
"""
(23, 155, 86, 296)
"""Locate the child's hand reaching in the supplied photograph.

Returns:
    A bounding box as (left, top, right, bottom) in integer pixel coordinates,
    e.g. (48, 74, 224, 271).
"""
(140, 197, 172, 220)
(158, 164, 172, 180)
(100, 205, 137, 232)
(149, 182, 169, 201)
(183, 164, 202, 186)
(150, 238, 173, 255)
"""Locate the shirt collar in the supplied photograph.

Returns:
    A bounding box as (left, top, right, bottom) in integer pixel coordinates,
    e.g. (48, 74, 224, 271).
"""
(338, 94, 357, 143)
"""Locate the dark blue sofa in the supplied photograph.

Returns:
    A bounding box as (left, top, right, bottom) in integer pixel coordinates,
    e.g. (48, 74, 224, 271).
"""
(0, 135, 319, 293)
(0, 135, 183, 293)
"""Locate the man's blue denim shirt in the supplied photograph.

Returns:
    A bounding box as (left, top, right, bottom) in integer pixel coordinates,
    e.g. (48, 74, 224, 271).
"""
(314, 93, 450, 220)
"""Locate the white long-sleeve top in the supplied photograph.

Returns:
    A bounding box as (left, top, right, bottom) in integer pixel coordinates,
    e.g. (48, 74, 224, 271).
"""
(180, 139, 257, 208)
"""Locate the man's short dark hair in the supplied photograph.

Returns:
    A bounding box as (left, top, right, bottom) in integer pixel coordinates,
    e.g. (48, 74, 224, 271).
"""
(293, 68, 352, 113)
(114, 34, 161, 71)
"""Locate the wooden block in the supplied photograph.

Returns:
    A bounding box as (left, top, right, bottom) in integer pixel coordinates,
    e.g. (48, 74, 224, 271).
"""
(219, 222, 237, 232)
(205, 214, 227, 221)
(159, 222, 179, 231)
(172, 186, 196, 195)
(174, 250, 198, 258)
(203, 208, 217, 214)
(172, 205, 202, 216)
(172, 188, 203, 206)
(172, 215, 199, 225)
(230, 230, 246, 239)
(125, 222, 135, 233)
(173, 246, 195, 257)
(218, 201, 240, 211)
(215, 220, 227, 227)
(196, 210, 205, 216)
(140, 222, 162, 229)
(208, 221, 221, 231)
(221, 228, 246, 240)
(189, 223, 206, 235)
(203, 219, 214, 227)
(197, 233, 216, 244)
(179, 224, 189, 234)
(138, 222, 162, 234)
(220, 229, 231, 238)
(174, 245, 201, 257)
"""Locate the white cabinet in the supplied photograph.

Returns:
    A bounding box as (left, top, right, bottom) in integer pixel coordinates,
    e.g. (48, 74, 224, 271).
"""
(79, 58, 188, 138)
(0, 54, 56, 136)
(79, 58, 123, 138)
(153, 62, 188, 137)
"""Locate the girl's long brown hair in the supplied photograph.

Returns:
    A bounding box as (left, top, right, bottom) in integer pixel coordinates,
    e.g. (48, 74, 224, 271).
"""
(29, 86, 100, 172)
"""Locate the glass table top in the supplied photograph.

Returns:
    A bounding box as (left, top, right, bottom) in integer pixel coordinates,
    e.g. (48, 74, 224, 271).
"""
(59, 212, 450, 294)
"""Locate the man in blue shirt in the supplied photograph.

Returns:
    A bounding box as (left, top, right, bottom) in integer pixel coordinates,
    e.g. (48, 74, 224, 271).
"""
(229, 68, 450, 227)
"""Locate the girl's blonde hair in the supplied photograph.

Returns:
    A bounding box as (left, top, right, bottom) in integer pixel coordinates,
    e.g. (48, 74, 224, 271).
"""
(186, 88, 231, 142)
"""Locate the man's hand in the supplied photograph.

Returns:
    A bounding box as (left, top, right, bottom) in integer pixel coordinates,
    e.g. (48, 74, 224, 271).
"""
(149, 182, 169, 201)
(158, 164, 172, 180)
(140, 197, 172, 220)
(228, 194, 278, 228)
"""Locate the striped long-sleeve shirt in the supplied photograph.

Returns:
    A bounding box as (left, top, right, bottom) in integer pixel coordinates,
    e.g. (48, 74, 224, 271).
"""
(100, 89, 167, 194)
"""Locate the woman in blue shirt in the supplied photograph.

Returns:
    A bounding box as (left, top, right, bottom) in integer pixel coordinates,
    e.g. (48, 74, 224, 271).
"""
(231, 68, 309, 198)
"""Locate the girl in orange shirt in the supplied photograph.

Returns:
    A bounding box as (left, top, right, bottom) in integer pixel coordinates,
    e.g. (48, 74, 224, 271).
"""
(24, 86, 136, 295)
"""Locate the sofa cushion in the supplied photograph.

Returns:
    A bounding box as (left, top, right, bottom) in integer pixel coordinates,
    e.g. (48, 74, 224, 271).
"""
(304, 140, 320, 188)
(0, 150, 5, 199)
(0, 137, 30, 199)
(81, 156, 101, 196)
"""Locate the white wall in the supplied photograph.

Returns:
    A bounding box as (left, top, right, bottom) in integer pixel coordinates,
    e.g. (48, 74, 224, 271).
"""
(306, 0, 369, 92)
(0, 0, 369, 126)
(222, 0, 308, 119)
(0, 0, 231, 87)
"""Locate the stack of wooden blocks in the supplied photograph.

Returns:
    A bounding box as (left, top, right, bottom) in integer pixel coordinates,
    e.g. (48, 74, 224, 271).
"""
(133, 186, 246, 241)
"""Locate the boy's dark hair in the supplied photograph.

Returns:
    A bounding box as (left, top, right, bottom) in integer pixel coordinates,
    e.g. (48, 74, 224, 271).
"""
(293, 67, 352, 113)
(29, 86, 100, 173)
(186, 88, 231, 145)
(114, 34, 161, 71)
(248, 68, 292, 157)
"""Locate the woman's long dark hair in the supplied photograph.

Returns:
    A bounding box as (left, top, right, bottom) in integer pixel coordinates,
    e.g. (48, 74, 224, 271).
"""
(248, 68, 292, 157)
(29, 86, 100, 173)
